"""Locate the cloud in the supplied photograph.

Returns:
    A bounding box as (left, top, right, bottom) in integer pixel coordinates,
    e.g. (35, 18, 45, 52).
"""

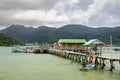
(12, 10, 70, 25)
(0, 0, 120, 29)
(87, 0, 120, 27)
(0, 0, 62, 10)
(71, 0, 120, 27)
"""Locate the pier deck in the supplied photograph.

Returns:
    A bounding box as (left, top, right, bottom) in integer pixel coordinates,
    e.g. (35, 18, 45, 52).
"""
(49, 49, 120, 71)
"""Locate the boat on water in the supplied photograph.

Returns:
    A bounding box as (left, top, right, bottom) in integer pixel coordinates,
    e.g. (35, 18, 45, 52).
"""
(12, 45, 26, 53)
(12, 45, 38, 53)
(34, 48, 48, 54)
(25, 46, 37, 53)
(114, 48, 120, 51)
(80, 64, 95, 71)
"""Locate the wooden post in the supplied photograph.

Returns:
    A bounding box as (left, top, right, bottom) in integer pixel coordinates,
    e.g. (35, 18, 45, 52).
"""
(109, 60, 115, 71)
(95, 57, 99, 66)
(101, 59, 106, 69)
(110, 35, 112, 57)
(79, 55, 81, 62)
(100, 58, 102, 66)
(76, 54, 78, 61)
(68, 54, 70, 59)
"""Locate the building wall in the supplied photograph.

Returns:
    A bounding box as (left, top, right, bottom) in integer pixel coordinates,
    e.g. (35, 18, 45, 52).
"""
(54, 43, 86, 52)
(61, 43, 86, 50)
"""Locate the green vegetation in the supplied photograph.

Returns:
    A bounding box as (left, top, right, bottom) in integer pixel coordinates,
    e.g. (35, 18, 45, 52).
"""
(0, 33, 24, 46)
(0, 24, 120, 46)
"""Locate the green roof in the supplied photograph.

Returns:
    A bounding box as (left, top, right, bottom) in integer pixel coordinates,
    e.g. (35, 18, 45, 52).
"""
(58, 39, 86, 43)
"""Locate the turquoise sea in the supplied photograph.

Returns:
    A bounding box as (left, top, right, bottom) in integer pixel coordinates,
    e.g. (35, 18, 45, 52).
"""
(0, 47, 120, 80)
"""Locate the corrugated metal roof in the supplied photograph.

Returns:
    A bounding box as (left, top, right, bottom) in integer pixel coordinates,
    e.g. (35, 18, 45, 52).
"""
(84, 39, 105, 46)
(58, 39, 86, 43)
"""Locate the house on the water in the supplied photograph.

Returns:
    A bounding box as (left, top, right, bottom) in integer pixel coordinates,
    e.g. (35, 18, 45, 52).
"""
(54, 39, 86, 52)
(83, 39, 106, 56)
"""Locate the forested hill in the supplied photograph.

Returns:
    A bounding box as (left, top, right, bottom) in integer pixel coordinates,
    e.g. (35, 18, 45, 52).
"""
(0, 24, 120, 45)
(0, 33, 24, 46)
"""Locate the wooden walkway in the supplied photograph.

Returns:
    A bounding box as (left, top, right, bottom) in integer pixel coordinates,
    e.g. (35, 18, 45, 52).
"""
(49, 49, 120, 71)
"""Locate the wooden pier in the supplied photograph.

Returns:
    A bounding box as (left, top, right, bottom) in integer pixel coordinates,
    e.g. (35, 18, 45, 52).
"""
(48, 49, 120, 71)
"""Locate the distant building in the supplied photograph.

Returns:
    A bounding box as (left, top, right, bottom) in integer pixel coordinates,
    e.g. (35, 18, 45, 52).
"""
(54, 39, 86, 52)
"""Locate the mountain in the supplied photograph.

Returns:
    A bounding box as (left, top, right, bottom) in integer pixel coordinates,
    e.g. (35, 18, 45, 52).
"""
(0, 33, 24, 46)
(0, 24, 120, 45)
(0, 25, 35, 42)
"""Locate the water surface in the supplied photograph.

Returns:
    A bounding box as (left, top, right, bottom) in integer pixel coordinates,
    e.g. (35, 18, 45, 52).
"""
(0, 47, 120, 80)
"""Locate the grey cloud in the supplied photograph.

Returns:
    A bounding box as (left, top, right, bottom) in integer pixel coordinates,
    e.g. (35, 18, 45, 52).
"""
(0, 0, 120, 29)
(103, 4, 120, 16)
(0, 11, 14, 26)
(76, 0, 93, 11)
(0, 0, 60, 10)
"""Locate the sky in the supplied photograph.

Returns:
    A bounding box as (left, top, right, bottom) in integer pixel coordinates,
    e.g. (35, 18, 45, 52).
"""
(0, 0, 120, 29)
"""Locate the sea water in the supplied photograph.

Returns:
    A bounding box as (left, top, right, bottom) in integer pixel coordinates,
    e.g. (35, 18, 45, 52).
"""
(0, 47, 120, 80)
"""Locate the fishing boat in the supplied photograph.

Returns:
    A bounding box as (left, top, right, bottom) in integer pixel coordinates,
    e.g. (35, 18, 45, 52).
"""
(12, 45, 26, 53)
(25, 46, 37, 53)
(34, 48, 48, 54)
(34, 47, 43, 53)
(80, 64, 95, 71)
(113, 48, 120, 51)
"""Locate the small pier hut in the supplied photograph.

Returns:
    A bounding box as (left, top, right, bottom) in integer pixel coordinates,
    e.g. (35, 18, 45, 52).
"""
(57, 39, 86, 52)
(84, 39, 106, 56)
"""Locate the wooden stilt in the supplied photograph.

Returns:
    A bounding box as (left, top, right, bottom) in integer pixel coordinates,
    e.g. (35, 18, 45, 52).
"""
(100, 58, 102, 66)
(79, 55, 81, 62)
(76, 55, 78, 61)
(48, 49, 120, 71)
(101, 59, 106, 69)
(109, 60, 115, 71)
(95, 57, 99, 66)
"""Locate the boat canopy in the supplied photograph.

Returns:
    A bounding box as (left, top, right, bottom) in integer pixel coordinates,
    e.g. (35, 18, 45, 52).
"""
(83, 39, 105, 46)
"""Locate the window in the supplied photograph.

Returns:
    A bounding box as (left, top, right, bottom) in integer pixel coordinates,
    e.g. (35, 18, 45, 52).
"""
(64, 43, 68, 49)
(72, 44, 76, 49)
(80, 44, 83, 48)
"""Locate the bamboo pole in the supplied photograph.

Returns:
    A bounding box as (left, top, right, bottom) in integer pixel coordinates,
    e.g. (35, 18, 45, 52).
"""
(110, 35, 112, 57)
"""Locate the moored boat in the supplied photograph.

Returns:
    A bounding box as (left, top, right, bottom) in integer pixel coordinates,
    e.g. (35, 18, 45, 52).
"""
(80, 64, 95, 71)
(34, 48, 48, 54)
(25, 46, 36, 53)
(12, 45, 25, 53)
